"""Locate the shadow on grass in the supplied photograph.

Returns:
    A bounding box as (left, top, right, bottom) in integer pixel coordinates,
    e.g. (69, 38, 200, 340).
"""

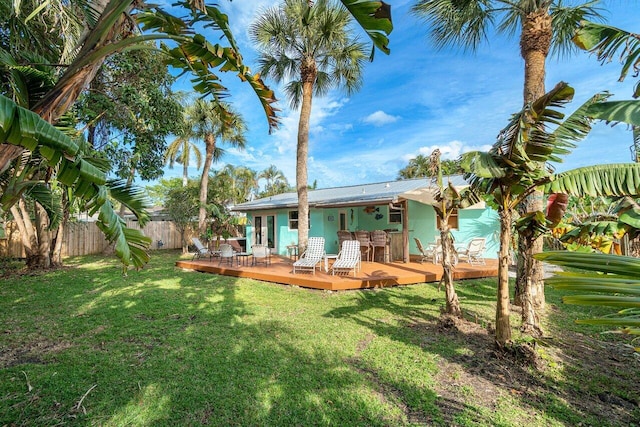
(0, 251, 418, 425)
(323, 280, 640, 426)
(2, 251, 638, 426)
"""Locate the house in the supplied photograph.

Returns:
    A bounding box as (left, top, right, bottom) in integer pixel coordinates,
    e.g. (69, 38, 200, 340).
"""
(231, 176, 499, 261)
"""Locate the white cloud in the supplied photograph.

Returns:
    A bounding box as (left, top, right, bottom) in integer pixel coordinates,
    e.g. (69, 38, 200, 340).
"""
(362, 110, 400, 127)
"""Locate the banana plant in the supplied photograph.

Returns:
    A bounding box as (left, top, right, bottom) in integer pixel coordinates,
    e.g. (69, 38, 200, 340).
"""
(535, 251, 640, 350)
(0, 94, 151, 270)
(462, 81, 640, 345)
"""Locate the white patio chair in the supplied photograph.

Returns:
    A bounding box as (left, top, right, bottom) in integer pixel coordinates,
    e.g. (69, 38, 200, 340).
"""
(331, 240, 361, 276)
(456, 238, 486, 265)
(192, 237, 215, 261)
(218, 243, 235, 266)
(251, 244, 271, 267)
(414, 237, 438, 264)
(293, 237, 325, 274)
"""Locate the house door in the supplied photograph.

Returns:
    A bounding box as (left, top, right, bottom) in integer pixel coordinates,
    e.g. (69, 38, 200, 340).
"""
(339, 210, 348, 231)
(254, 214, 276, 249)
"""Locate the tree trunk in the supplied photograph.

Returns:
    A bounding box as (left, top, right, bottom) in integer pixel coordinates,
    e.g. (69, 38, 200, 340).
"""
(182, 162, 189, 187)
(515, 8, 552, 313)
(440, 227, 461, 318)
(296, 60, 316, 251)
(496, 209, 513, 346)
(51, 191, 70, 266)
(32, 0, 135, 123)
(199, 133, 215, 236)
(519, 226, 542, 336)
(11, 199, 53, 269)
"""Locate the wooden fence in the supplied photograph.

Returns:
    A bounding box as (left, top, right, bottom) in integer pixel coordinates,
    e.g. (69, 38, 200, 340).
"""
(0, 220, 183, 259)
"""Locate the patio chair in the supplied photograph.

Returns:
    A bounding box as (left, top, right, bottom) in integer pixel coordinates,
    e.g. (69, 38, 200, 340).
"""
(414, 237, 438, 264)
(370, 230, 388, 263)
(331, 240, 361, 276)
(456, 238, 486, 265)
(337, 230, 354, 248)
(354, 230, 372, 262)
(192, 237, 216, 261)
(293, 237, 325, 274)
(251, 244, 271, 267)
(218, 243, 235, 266)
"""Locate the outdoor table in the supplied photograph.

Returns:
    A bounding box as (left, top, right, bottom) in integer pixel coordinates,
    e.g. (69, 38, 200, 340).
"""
(286, 245, 299, 260)
(323, 254, 338, 272)
(235, 252, 251, 266)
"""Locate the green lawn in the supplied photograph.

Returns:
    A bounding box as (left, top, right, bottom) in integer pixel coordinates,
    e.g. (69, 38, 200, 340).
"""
(1, 251, 638, 426)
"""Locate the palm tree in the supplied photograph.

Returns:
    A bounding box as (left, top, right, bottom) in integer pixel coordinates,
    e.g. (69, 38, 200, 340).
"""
(259, 165, 289, 195)
(411, 0, 603, 312)
(182, 100, 246, 235)
(165, 127, 204, 187)
(219, 164, 259, 204)
(251, 0, 369, 250)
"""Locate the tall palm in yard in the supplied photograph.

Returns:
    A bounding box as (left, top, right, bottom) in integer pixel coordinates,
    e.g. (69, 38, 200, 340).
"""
(259, 165, 286, 191)
(165, 124, 204, 187)
(412, 0, 603, 312)
(182, 100, 246, 236)
(251, 0, 368, 250)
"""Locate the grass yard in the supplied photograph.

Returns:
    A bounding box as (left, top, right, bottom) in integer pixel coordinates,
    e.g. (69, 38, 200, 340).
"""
(1, 250, 638, 426)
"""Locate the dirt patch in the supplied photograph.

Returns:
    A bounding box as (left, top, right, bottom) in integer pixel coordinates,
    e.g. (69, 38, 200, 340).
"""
(0, 337, 73, 368)
(409, 314, 640, 425)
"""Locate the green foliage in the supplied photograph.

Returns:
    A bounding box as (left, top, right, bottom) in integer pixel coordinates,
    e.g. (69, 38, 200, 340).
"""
(164, 184, 199, 231)
(77, 47, 183, 181)
(398, 155, 462, 179)
(573, 21, 640, 98)
(536, 251, 640, 349)
(250, 0, 370, 109)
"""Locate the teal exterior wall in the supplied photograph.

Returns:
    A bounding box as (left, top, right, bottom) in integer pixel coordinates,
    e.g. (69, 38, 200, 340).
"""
(244, 202, 499, 259)
(452, 207, 499, 258)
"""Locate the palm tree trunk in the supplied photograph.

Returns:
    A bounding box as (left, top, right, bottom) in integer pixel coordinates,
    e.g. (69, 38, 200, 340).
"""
(496, 208, 513, 346)
(182, 162, 189, 187)
(515, 9, 552, 313)
(199, 133, 215, 236)
(296, 66, 315, 251)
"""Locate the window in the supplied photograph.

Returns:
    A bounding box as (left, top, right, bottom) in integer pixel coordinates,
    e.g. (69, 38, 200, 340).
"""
(437, 209, 459, 230)
(289, 211, 311, 230)
(389, 205, 403, 224)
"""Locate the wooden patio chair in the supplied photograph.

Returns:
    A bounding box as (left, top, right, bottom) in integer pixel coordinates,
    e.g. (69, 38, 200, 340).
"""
(370, 230, 388, 263)
(354, 230, 372, 262)
(192, 237, 216, 261)
(218, 243, 235, 266)
(456, 237, 486, 265)
(251, 244, 271, 266)
(331, 240, 361, 276)
(293, 237, 325, 274)
(337, 230, 354, 248)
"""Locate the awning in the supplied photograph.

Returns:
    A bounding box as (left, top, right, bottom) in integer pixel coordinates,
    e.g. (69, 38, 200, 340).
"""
(399, 185, 485, 209)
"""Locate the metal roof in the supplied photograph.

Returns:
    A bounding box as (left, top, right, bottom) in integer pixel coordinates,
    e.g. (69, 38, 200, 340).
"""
(232, 175, 469, 212)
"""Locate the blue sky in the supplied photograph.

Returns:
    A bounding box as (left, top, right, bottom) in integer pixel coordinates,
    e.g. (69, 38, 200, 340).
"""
(164, 0, 640, 190)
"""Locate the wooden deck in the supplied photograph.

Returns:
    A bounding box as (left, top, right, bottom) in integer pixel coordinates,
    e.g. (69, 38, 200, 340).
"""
(176, 254, 498, 291)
